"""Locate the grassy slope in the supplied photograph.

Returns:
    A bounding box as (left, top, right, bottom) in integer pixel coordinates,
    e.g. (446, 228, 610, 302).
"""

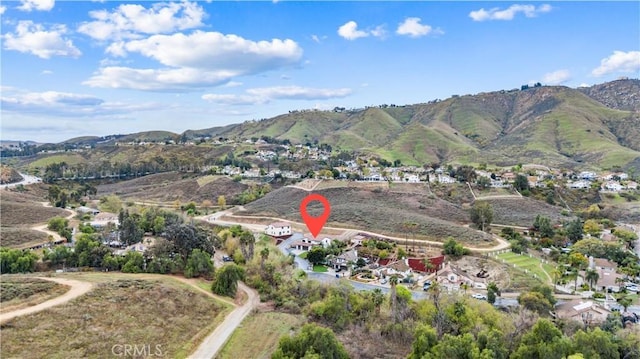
(0, 273, 231, 359)
(218, 311, 305, 359)
(0, 277, 70, 314)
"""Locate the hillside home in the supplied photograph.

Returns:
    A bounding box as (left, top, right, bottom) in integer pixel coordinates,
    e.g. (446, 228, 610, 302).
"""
(76, 206, 100, 215)
(265, 222, 292, 238)
(626, 181, 638, 190)
(350, 235, 366, 247)
(330, 249, 359, 270)
(436, 174, 456, 184)
(435, 264, 486, 292)
(568, 180, 591, 189)
(90, 212, 119, 228)
(589, 257, 618, 273)
(377, 259, 413, 279)
(603, 181, 623, 192)
(579, 171, 597, 181)
(403, 174, 420, 183)
(291, 237, 321, 251)
(553, 300, 611, 325)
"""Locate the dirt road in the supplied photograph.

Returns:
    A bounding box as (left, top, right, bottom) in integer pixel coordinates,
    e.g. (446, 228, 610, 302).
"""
(29, 202, 76, 243)
(188, 282, 259, 359)
(0, 277, 93, 324)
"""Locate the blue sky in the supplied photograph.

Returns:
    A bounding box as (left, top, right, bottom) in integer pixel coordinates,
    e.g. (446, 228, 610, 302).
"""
(1, 0, 639, 143)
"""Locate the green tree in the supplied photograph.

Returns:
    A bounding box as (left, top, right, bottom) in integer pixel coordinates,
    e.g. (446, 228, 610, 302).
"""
(565, 219, 584, 243)
(184, 248, 214, 279)
(443, 238, 470, 258)
(514, 174, 530, 192)
(518, 291, 553, 316)
(512, 319, 572, 359)
(585, 269, 599, 291)
(260, 247, 270, 271)
(571, 328, 618, 359)
(121, 251, 144, 273)
(307, 247, 326, 266)
(271, 323, 349, 359)
(470, 201, 493, 231)
(408, 324, 438, 359)
(211, 263, 245, 297)
(487, 282, 501, 304)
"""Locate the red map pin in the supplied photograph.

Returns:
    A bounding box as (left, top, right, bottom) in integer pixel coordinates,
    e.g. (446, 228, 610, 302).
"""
(300, 193, 331, 238)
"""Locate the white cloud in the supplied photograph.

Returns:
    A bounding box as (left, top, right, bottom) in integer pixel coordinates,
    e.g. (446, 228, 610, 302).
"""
(85, 31, 303, 91)
(311, 34, 327, 43)
(246, 86, 352, 100)
(83, 66, 238, 91)
(591, 51, 640, 77)
(1, 89, 159, 117)
(41, 70, 53, 75)
(396, 17, 440, 38)
(202, 85, 353, 105)
(371, 25, 387, 39)
(0, 5, 6, 14)
(469, 4, 552, 21)
(542, 69, 571, 85)
(578, 83, 590, 88)
(2, 21, 81, 59)
(17, 0, 54, 12)
(224, 81, 243, 88)
(338, 21, 369, 40)
(77, 1, 205, 41)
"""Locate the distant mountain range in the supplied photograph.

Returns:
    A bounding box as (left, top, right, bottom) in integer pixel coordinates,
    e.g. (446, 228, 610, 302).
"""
(56, 79, 640, 170)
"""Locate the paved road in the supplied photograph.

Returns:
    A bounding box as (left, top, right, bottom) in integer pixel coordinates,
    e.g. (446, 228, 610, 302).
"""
(188, 282, 259, 359)
(0, 172, 42, 189)
(0, 277, 93, 324)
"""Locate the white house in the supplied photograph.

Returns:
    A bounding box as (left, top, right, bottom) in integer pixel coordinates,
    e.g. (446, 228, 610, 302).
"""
(603, 181, 623, 192)
(291, 237, 321, 251)
(568, 180, 591, 189)
(265, 222, 292, 237)
(437, 174, 456, 184)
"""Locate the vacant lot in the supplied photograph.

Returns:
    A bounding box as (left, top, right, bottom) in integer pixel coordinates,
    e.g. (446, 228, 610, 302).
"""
(0, 274, 230, 359)
(453, 255, 543, 291)
(218, 311, 305, 359)
(0, 189, 67, 248)
(0, 277, 69, 314)
(97, 172, 250, 204)
(481, 197, 570, 227)
(242, 186, 493, 243)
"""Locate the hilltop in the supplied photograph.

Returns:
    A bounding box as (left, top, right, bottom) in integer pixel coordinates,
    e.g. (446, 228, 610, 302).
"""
(6, 79, 640, 171)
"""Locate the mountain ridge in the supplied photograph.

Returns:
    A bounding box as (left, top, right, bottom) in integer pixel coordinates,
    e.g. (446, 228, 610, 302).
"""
(13, 79, 640, 171)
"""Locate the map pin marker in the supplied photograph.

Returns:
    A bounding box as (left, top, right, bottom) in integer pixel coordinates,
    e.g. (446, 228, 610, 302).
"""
(300, 193, 331, 238)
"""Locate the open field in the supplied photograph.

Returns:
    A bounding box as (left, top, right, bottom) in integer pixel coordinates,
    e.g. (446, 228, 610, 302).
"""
(218, 311, 305, 359)
(0, 273, 231, 359)
(481, 197, 571, 227)
(496, 252, 552, 283)
(0, 277, 69, 314)
(242, 186, 494, 243)
(453, 255, 543, 291)
(97, 172, 252, 204)
(0, 188, 68, 248)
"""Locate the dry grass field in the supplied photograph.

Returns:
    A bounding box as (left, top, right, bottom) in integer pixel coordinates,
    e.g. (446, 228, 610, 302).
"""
(97, 172, 250, 204)
(0, 277, 70, 314)
(242, 186, 494, 243)
(481, 197, 571, 227)
(0, 273, 231, 359)
(218, 310, 305, 359)
(1, 188, 67, 248)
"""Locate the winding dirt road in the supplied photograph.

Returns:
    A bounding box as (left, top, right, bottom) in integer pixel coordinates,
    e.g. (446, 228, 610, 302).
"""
(0, 277, 93, 324)
(188, 282, 259, 359)
(28, 202, 76, 244)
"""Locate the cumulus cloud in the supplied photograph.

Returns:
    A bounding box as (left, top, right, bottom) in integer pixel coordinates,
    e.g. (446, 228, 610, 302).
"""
(396, 17, 440, 38)
(202, 85, 352, 105)
(17, 0, 54, 12)
(85, 31, 303, 91)
(0, 5, 6, 15)
(338, 21, 369, 40)
(77, 1, 205, 41)
(542, 69, 571, 85)
(591, 50, 640, 77)
(2, 21, 81, 59)
(469, 4, 552, 21)
(1, 89, 159, 117)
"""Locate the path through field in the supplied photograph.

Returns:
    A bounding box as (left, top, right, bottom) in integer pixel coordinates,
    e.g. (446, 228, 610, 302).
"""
(188, 282, 259, 359)
(0, 277, 93, 324)
(28, 202, 76, 243)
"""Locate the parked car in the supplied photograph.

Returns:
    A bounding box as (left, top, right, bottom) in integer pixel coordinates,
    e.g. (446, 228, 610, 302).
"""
(222, 255, 233, 262)
(472, 293, 487, 300)
(626, 285, 640, 293)
(381, 278, 388, 285)
(423, 281, 432, 291)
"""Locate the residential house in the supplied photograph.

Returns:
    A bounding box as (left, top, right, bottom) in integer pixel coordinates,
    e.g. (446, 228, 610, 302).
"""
(589, 257, 618, 273)
(436, 174, 456, 184)
(76, 206, 100, 215)
(579, 171, 597, 181)
(568, 180, 591, 189)
(554, 300, 611, 326)
(603, 181, 623, 192)
(330, 249, 359, 270)
(90, 212, 119, 228)
(265, 222, 292, 238)
(589, 256, 622, 293)
(377, 258, 413, 279)
(626, 181, 638, 190)
(291, 237, 321, 251)
(350, 235, 366, 247)
(435, 264, 486, 292)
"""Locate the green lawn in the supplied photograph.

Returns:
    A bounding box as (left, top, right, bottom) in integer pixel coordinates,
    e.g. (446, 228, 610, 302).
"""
(298, 252, 308, 259)
(496, 252, 553, 283)
(313, 265, 328, 273)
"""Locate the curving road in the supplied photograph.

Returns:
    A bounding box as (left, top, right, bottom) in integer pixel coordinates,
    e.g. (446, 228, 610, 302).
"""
(188, 282, 259, 359)
(0, 277, 93, 324)
(0, 172, 42, 189)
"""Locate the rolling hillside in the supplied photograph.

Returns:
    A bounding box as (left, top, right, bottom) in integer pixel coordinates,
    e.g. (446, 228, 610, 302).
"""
(211, 81, 640, 170)
(14, 79, 640, 171)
